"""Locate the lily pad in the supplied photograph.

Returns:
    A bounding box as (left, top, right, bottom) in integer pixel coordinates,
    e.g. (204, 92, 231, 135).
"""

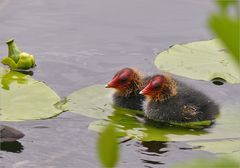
(67, 84, 115, 119)
(190, 139, 240, 158)
(0, 67, 64, 121)
(173, 157, 240, 168)
(188, 139, 240, 164)
(154, 39, 240, 83)
(66, 85, 240, 142)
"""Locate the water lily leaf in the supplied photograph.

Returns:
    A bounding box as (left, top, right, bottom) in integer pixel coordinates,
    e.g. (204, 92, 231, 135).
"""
(67, 85, 115, 119)
(190, 139, 240, 158)
(188, 139, 240, 164)
(0, 67, 64, 121)
(67, 85, 240, 142)
(154, 39, 240, 83)
(173, 157, 240, 168)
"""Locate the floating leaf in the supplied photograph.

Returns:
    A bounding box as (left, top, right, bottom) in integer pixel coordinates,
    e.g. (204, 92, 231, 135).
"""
(66, 85, 115, 119)
(66, 85, 240, 142)
(0, 67, 64, 121)
(173, 157, 240, 168)
(188, 139, 240, 164)
(154, 39, 240, 83)
(97, 124, 119, 168)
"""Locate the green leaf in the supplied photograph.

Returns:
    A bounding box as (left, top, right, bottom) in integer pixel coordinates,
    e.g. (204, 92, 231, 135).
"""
(154, 39, 240, 83)
(66, 84, 115, 119)
(188, 139, 240, 164)
(173, 157, 240, 168)
(66, 85, 240, 142)
(215, 0, 237, 12)
(97, 124, 119, 168)
(0, 67, 65, 121)
(209, 15, 239, 65)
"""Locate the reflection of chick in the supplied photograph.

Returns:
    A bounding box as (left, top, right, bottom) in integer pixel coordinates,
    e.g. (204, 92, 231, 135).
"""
(140, 74, 219, 123)
(106, 68, 150, 110)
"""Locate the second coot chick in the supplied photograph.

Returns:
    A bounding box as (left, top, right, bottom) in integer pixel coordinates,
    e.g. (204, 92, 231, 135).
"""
(106, 68, 150, 110)
(140, 74, 219, 123)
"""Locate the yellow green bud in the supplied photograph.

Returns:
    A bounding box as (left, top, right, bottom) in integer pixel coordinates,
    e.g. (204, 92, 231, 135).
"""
(1, 39, 36, 70)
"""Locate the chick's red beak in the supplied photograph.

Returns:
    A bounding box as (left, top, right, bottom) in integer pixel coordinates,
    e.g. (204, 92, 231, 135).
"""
(139, 83, 151, 95)
(105, 78, 118, 88)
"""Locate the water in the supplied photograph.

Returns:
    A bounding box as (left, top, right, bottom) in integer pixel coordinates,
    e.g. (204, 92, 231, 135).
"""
(1, 0, 238, 167)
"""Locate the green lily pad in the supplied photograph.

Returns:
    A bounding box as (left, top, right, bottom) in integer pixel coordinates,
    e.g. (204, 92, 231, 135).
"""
(0, 67, 64, 121)
(188, 139, 240, 164)
(67, 85, 115, 119)
(190, 139, 240, 158)
(173, 157, 240, 168)
(154, 39, 240, 83)
(66, 85, 240, 142)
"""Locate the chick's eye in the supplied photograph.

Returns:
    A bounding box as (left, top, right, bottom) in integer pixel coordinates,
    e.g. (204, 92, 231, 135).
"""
(153, 83, 161, 89)
(120, 77, 128, 83)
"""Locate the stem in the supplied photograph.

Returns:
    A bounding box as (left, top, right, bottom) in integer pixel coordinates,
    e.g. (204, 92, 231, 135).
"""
(6, 39, 21, 63)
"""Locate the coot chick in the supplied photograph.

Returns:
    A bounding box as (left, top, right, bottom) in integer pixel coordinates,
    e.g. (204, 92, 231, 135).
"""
(106, 68, 150, 110)
(140, 74, 219, 123)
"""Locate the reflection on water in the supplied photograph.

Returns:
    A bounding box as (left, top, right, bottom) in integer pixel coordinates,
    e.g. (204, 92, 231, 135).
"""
(106, 107, 209, 142)
(1, 69, 29, 90)
(0, 141, 24, 153)
(136, 141, 167, 167)
(142, 160, 164, 168)
(15, 69, 34, 76)
(141, 141, 168, 155)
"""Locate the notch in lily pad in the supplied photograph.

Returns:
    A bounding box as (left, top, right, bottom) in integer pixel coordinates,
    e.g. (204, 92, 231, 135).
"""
(1, 39, 36, 71)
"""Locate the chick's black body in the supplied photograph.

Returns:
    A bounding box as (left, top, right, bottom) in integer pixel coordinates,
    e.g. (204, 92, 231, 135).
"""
(113, 76, 151, 110)
(113, 92, 145, 110)
(143, 81, 219, 122)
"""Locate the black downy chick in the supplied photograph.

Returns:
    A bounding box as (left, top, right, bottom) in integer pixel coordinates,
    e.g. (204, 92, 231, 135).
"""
(140, 74, 219, 123)
(106, 68, 150, 110)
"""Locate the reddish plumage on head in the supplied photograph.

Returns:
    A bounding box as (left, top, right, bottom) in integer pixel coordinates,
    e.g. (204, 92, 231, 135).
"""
(140, 74, 177, 101)
(106, 68, 143, 96)
(106, 68, 133, 89)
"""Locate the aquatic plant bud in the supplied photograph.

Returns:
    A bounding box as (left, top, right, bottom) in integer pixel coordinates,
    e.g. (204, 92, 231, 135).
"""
(1, 39, 36, 70)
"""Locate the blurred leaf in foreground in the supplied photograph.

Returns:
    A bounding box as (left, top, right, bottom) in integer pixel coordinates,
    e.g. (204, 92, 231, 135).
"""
(215, 0, 237, 12)
(209, 1, 239, 65)
(209, 14, 239, 64)
(97, 124, 119, 168)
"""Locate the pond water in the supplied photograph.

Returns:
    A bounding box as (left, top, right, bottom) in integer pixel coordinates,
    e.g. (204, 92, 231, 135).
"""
(1, 0, 239, 168)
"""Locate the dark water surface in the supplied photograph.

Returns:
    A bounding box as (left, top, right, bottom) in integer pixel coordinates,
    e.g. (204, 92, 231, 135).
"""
(1, 0, 239, 168)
